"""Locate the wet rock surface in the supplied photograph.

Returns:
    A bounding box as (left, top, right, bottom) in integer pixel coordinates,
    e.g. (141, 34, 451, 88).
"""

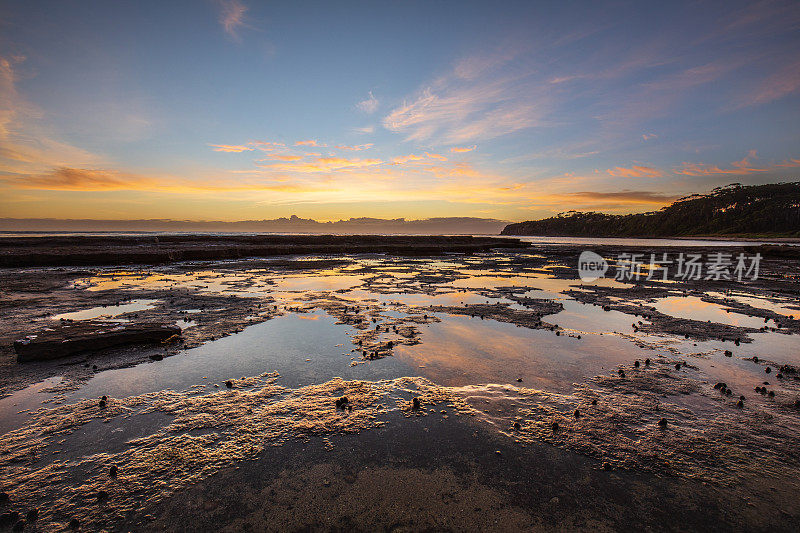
(0, 242, 799, 531)
(14, 322, 181, 362)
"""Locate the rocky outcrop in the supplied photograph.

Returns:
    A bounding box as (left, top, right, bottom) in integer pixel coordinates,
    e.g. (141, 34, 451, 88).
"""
(0, 235, 530, 267)
(14, 322, 181, 362)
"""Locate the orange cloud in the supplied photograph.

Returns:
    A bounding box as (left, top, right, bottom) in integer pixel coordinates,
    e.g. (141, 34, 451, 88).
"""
(209, 144, 253, 152)
(8, 167, 160, 191)
(606, 165, 664, 178)
(391, 153, 447, 165)
(249, 141, 285, 151)
(259, 156, 383, 173)
(555, 190, 678, 205)
(295, 139, 320, 147)
(642, 133, 657, 141)
(674, 151, 800, 176)
(261, 154, 303, 161)
(450, 145, 476, 153)
(336, 143, 374, 151)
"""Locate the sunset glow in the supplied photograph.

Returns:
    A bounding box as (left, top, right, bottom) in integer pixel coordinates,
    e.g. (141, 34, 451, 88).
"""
(1, 1, 799, 222)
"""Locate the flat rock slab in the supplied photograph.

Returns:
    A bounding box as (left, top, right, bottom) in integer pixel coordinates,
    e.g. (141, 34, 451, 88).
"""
(14, 321, 181, 362)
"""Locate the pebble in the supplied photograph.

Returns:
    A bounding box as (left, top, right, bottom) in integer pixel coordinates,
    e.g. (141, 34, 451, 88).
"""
(225, 380, 233, 388)
(513, 421, 521, 429)
(98, 399, 106, 409)
(765, 367, 771, 374)
(591, 399, 597, 406)
(634, 360, 640, 368)
(412, 397, 421, 410)
(645, 358, 650, 366)
(335, 396, 349, 409)
(658, 418, 668, 428)
(723, 350, 732, 357)
(109, 465, 118, 477)
(574, 409, 581, 418)
(551, 421, 559, 431)
(517, 378, 523, 382)
(736, 400, 744, 408)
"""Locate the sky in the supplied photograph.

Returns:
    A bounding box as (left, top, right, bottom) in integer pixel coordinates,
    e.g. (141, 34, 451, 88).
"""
(0, 0, 799, 223)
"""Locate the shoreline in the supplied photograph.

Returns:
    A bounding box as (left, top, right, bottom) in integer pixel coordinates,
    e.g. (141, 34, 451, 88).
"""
(0, 235, 529, 268)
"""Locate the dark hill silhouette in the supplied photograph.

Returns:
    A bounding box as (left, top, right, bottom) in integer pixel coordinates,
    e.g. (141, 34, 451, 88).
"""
(502, 182, 800, 237)
(0, 216, 508, 235)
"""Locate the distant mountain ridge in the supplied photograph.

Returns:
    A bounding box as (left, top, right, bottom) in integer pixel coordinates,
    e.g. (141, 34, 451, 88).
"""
(0, 216, 509, 235)
(502, 182, 800, 237)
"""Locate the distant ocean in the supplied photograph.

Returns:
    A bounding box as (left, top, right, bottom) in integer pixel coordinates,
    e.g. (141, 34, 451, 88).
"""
(0, 231, 797, 247)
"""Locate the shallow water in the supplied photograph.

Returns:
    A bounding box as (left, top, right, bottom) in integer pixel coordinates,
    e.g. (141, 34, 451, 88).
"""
(51, 299, 160, 321)
(2, 252, 799, 531)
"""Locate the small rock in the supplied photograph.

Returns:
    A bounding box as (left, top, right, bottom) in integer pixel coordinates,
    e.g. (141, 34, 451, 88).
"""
(412, 397, 421, 410)
(574, 409, 581, 418)
(724, 350, 732, 357)
(591, 399, 597, 406)
(517, 378, 523, 382)
(753, 356, 759, 363)
(225, 380, 233, 389)
(675, 363, 681, 370)
(551, 421, 559, 431)
(69, 518, 80, 529)
(335, 396, 349, 409)
(98, 399, 106, 409)
(736, 400, 744, 408)
(0, 512, 20, 527)
(513, 421, 521, 429)
(109, 465, 118, 478)
(634, 361, 640, 368)
(644, 358, 650, 366)
(765, 367, 771, 374)
(768, 391, 775, 397)
(25, 509, 37, 522)
(658, 418, 668, 428)
(602, 462, 611, 470)
(494, 450, 501, 455)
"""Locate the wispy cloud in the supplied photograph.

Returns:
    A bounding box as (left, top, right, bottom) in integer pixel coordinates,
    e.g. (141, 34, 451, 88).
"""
(258, 156, 383, 173)
(261, 154, 302, 161)
(642, 133, 657, 141)
(356, 91, 379, 113)
(555, 190, 678, 205)
(450, 145, 476, 153)
(218, 0, 248, 40)
(383, 50, 551, 144)
(336, 143, 373, 151)
(209, 144, 253, 152)
(606, 165, 664, 178)
(740, 58, 800, 107)
(674, 150, 800, 176)
(295, 139, 320, 147)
